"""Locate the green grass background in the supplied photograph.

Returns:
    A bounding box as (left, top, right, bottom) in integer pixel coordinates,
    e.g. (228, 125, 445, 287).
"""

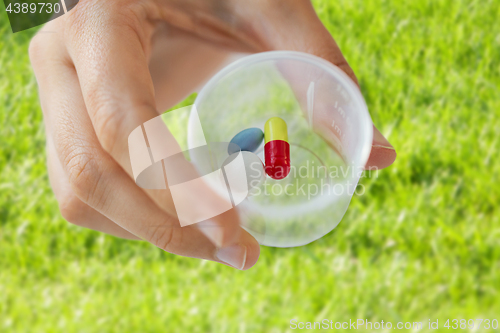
(1, 0, 500, 332)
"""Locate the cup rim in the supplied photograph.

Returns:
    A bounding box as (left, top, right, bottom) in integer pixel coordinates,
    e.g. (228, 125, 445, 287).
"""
(191, 50, 373, 219)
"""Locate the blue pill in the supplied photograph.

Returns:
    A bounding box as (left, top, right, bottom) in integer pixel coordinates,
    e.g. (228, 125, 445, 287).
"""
(228, 128, 264, 154)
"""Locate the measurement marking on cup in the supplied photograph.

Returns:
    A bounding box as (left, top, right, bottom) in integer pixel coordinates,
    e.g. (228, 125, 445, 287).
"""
(331, 119, 342, 137)
(332, 100, 346, 119)
(330, 84, 354, 147)
(307, 81, 315, 129)
(336, 83, 351, 102)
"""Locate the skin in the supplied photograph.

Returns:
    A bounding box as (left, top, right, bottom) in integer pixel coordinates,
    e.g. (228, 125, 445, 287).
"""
(29, 0, 397, 270)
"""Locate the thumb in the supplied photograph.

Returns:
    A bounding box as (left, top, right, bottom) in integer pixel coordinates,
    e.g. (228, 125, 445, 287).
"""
(257, 0, 396, 169)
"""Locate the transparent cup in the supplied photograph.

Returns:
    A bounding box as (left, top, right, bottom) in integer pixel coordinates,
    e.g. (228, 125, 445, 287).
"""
(188, 51, 373, 247)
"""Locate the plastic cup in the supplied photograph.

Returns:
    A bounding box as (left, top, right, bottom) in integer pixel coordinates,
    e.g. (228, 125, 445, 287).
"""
(190, 51, 373, 247)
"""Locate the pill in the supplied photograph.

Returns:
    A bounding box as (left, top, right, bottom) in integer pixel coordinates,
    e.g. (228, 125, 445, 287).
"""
(228, 127, 264, 155)
(264, 117, 290, 180)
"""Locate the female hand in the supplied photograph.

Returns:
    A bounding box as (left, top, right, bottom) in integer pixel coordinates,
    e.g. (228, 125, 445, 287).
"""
(29, 0, 396, 270)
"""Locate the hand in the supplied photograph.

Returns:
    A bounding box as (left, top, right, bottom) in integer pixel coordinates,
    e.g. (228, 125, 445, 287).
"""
(29, 0, 396, 270)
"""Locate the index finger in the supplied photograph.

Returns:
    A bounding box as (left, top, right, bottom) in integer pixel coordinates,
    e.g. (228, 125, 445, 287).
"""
(63, 2, 242, 246)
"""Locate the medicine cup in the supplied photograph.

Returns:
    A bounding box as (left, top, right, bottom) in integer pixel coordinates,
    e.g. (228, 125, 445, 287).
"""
(187, 51, 373, 247)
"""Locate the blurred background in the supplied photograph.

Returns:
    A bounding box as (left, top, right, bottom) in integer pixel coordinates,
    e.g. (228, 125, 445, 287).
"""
(1, 0, 499, 331)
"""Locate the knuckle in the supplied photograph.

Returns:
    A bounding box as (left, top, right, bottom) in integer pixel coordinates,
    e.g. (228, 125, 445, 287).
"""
(58, 192, 90, 227)
(88, 97, 155, 155)
(145, 221, 178, 252)
(62, 144, 102, 205)
(89, 99, 123, 153)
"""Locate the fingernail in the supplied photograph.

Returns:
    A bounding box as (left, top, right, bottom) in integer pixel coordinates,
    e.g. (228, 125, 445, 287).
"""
(216, 244, 247, 270)
(373, 126, 395, 150)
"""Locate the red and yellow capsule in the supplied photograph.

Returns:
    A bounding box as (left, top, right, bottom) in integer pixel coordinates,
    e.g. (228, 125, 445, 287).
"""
(264, 117, 291, 180)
